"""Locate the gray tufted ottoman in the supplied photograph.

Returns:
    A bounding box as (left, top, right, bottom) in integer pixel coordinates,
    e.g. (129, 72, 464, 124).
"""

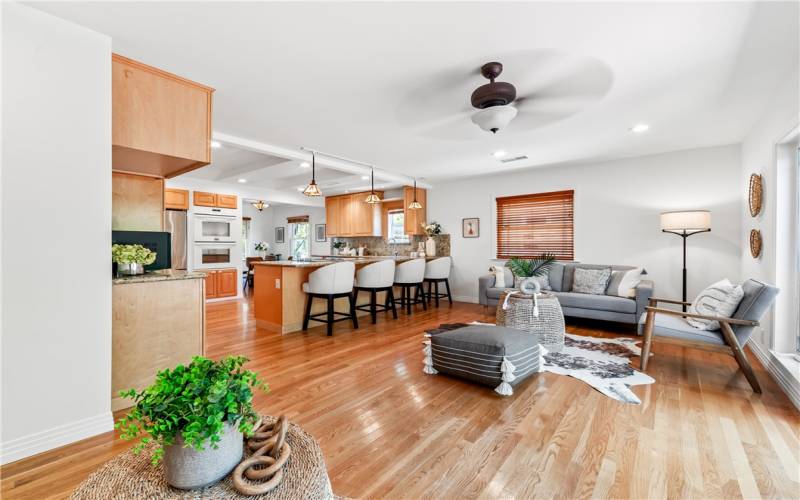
(423, 323, 544, 396)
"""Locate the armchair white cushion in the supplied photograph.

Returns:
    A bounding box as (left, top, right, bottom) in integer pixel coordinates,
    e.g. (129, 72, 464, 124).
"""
(355, 259, 395, 288)
(303, 261, 355, 294)
(424, 257, 451, 280)
(394, 259, 426, 284)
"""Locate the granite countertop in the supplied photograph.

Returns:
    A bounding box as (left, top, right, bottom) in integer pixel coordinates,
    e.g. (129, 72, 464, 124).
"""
(112, 269, 207, 284)
(254, 256, 443, 268)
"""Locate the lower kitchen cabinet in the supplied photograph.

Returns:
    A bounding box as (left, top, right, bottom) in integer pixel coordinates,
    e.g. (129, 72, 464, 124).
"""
(205, 268, 237, 299)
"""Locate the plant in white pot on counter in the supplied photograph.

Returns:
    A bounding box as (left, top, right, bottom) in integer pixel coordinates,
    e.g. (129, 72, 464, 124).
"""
(112, 244, 157, 276)
(421, 221, 443, 257)
(254, 241, 269, 258)
(116, 355, 268, 490)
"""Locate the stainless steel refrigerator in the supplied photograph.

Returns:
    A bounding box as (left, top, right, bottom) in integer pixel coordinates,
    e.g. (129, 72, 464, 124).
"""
(164, 210, 188, 270)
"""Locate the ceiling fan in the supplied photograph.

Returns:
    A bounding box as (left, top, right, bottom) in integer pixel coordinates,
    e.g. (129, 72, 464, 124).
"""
(470, 62, 519, 134)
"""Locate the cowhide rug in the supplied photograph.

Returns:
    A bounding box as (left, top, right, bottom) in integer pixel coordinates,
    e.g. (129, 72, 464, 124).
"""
(468, 322, 655, 404)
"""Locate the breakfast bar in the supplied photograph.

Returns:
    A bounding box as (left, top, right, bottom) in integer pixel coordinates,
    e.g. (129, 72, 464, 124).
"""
(253, 257, 435, 334)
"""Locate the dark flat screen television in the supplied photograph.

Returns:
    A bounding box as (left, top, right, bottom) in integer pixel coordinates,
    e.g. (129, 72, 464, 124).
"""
(112, 231, 172, 272)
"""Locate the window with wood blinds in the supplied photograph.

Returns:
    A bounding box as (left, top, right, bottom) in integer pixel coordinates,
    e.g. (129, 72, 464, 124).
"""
(496, 190, 574, 260)
(286, 215, 309, 224)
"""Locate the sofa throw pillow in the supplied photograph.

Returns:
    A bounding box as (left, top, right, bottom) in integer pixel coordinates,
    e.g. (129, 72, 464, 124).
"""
(490, 266, 507, 288)
(572, 267, 612, 295)
(687, 279, 745, 330)
(606, 268, 643, 298)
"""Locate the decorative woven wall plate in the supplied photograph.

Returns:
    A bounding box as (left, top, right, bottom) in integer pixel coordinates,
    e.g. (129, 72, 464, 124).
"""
(749, 173, 762, 217)
(750, 229, 762, 258)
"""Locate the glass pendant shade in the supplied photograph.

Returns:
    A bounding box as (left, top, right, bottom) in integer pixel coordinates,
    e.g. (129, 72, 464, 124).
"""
(303, 152, 322, 197)
(365, 169, 381, 204)
(408, 178, 422, 209)
(471, 105, 518, 134)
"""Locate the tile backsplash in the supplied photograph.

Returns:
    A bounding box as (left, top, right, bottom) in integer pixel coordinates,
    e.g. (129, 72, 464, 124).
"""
(330, 234, 450, 257)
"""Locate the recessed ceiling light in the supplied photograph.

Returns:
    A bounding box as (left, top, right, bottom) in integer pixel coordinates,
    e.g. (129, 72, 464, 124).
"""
(630, 123, 650, 133)
(237, 178, 247, 184)
(296, 187, 305, 192)
(211, 141, 222, 148)
(299, 161, 310, 168)
(361, 175, 369, 180)
(492, 150, 507, 158)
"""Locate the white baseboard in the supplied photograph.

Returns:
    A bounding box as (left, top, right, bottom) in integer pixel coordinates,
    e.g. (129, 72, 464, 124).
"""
(0, 411, 114, 465)
(749, 341, 800, 412)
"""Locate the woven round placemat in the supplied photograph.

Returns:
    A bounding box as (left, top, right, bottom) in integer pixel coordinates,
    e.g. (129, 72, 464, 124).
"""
(70, 416, 334, 500)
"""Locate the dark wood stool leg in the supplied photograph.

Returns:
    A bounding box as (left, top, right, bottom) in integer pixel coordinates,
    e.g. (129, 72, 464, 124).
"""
(427, 281, 432, 304)
(370, 289, 377, 324)
(303, 295, 313, 331)
(349, 292, 359, 329)
(326, 295, 334, 336)
(434, 281, 440, 308)
(444, 278, 453, 304)
(388, 288, 398, 319)
(405, 286, 412, 314)
(418, 283, 427, 310)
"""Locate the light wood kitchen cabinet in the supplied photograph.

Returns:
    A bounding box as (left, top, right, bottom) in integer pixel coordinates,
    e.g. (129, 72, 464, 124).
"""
(216, 194, 238, 209)
(112, 53, 214, 178)
(205, 268, 237, 299)
(164, 188, 189, 210)
(403, 186, 427, 235)
(325, 191, 382, 237)
(112, 172, 164, 231)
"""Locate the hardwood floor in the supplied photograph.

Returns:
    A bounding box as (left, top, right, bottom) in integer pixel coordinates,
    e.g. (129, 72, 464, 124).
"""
(2, 298, 799, 499)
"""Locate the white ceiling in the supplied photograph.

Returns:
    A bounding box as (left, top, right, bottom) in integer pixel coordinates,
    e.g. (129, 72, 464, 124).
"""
(32, 1, 799, 184)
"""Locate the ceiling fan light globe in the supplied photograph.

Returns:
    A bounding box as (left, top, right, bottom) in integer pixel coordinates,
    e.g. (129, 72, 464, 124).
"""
(471, 105, 517, 134)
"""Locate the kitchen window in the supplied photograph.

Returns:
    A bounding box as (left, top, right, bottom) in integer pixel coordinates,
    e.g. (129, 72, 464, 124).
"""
(496, 189, 574, 259)
(288, 215, 310, 260)
(241, 216, 251, 258)
(387, 210, 409, 244)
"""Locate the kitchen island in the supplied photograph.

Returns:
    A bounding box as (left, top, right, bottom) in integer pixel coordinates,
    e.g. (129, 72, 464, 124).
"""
(112, 270, 206, 409)
(253, 257, 437, 334)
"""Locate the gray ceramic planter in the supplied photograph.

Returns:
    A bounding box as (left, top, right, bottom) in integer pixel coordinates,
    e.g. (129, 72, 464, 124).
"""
(163, 422, 243, 490)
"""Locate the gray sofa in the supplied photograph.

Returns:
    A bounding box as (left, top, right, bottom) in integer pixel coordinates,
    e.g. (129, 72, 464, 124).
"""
(479, 262, 654, 325)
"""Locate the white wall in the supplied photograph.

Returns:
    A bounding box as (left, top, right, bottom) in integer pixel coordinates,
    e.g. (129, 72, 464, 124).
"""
(739, 68, 800, 352)
(267, 205, 328, 258)
(242, 203, 274, 257)
(429, 145, 743, 303)
(1, 3, 113, 464)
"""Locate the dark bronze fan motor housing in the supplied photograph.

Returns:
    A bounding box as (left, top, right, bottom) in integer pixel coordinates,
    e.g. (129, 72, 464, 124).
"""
(471, 62, 517, 109)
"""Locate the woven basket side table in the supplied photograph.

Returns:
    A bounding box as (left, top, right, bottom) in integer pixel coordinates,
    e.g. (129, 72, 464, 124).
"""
(496, 291, 566, 352)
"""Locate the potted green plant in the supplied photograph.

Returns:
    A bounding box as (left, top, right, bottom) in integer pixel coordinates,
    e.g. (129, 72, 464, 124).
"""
(112, 244, 157, 276)
(254, 241, 269, 258)
(332, 240, 346, 256)
(116, 356, 268, 490)
(506, 253, 556, 293)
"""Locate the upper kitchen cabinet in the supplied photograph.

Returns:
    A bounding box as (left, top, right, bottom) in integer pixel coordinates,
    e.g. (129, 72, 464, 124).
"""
(403, 186, 427, 235)
(112, 54, 214, 178)
(164, 188, 189, 210)
(325, 192, 382, 237)
(193, 191, 238, 209)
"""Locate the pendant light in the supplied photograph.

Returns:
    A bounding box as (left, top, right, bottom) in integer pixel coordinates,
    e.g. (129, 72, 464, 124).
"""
(408, 177, 422, 210)
(251, 200, 268, 211)
(365, 168, 381, 204)
(303, 152, 322, 197)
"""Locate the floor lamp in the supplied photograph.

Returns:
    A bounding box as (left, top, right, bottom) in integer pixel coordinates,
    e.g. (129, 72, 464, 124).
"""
(661, 210, 711, 312)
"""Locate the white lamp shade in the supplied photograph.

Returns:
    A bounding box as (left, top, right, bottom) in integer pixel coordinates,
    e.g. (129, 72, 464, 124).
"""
(470, 105, 518, 133)
(660, 210, 711, 231)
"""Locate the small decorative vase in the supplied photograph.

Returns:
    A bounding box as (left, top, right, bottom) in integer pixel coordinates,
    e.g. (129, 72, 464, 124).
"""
(332, 248, 339, 256)
(117, 263, 145, 276)
(425, 237, 436, 257)
(163, 422, 243, 490)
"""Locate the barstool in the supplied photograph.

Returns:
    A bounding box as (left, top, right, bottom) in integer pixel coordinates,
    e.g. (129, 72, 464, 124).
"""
(302, 261, 358, 336)
(354, 259, 397, 323)
(424, 257, 453, 307)
(393, 258, 427, 314)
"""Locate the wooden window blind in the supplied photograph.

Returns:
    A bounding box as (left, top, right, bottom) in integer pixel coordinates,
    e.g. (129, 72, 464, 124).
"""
(286, 215, 309, 224)
(496, 189, 574, 260)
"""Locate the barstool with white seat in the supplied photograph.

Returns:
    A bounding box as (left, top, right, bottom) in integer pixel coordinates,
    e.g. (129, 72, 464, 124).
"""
(424, 257, 453, 307)
(393, 258, 427, 314)
(302, 261, 358, 336)
(354, 259, 397, 323)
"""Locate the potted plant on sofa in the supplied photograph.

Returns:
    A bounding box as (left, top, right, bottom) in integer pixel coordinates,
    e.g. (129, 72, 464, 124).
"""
(507, 253, 556, 293)
(112, 244, 157, 276)
(116, 356, 268, 490)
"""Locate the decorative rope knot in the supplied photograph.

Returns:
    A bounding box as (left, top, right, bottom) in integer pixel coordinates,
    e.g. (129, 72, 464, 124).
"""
(232, 415, 293, 496)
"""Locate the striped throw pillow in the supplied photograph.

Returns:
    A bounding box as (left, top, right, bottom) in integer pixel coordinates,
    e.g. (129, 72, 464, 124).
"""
(687, 279, 744, 330)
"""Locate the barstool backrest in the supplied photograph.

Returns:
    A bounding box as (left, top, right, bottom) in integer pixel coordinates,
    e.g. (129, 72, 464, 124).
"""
(356, 259, 395, 288)
(307, 261, 355, 294)
(424, 257, 451, 279)
(394, 258, 426, 284)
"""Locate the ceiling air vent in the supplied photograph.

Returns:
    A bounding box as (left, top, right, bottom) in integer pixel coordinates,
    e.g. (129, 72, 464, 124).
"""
(499, 155, 528, 164)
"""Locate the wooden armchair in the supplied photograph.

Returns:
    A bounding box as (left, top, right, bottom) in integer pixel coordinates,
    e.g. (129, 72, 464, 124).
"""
(639, 279, 779, 393)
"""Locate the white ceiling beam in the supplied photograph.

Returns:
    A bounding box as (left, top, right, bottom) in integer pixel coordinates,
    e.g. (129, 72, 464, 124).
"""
(213, 131, 432, 189)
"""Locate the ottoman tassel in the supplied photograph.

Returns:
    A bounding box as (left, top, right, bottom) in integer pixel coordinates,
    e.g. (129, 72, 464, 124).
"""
(495, 356, 516, 396)
(422, 340, 438, 375)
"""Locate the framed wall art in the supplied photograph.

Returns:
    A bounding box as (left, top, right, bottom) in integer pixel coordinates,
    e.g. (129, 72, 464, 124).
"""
(462, 218, 480, 238)
(275, 226, 285, 244)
